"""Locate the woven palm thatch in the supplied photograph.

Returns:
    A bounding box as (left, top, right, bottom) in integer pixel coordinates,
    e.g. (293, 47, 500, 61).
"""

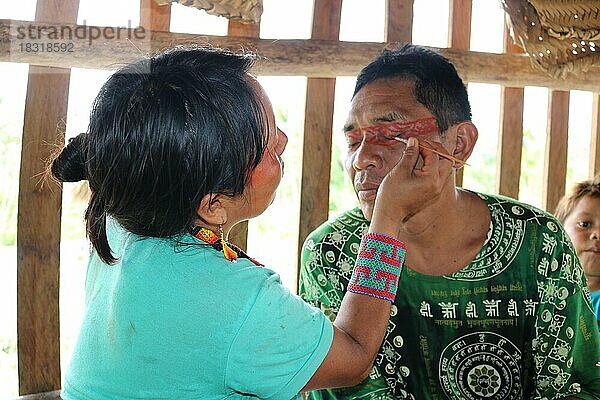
(501, 0, 600, 78)
(154, 0, 262, 23)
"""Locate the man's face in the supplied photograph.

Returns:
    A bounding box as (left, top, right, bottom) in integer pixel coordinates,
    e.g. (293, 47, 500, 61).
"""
(344, 77, 445, 220)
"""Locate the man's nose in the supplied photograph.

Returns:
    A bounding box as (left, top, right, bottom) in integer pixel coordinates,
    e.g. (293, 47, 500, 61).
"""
(351, 140, 385, 170)
(591, 229, 599, 240)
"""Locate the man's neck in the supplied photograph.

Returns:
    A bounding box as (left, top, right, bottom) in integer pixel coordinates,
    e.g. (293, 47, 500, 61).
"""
(399, 186, 464, 241)
(395, 187, 490, 276)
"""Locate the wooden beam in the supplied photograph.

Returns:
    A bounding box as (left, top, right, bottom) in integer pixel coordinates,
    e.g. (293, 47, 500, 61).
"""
(227, 19, 259, 38)
(496, 87, 524, 198)
(448, 0, 471, 188)
(496, 27, 525, 199)
(542, 90, 570, 212)
(13, 391, 61, 400)
(448, 0, 471, 50)
(590, 94, 600, 178)
(140, 0, 171, 31)
(297, 0, 342, 285)
(385, 0, 413, 43)
(2, 20, 600, 92)
(17, 0, 78, 395)
(226, 19, 260, 251)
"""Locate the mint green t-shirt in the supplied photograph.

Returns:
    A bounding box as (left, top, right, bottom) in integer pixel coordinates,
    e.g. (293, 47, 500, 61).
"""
(62, 219, 333, 400)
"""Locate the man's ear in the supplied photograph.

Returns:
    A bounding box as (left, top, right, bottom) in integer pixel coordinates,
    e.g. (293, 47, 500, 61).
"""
(196, 193, 228, 226)
(452, 121, 478, 163)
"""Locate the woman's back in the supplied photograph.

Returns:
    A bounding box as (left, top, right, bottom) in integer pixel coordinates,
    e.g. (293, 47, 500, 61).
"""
(62, 219, 333, 399)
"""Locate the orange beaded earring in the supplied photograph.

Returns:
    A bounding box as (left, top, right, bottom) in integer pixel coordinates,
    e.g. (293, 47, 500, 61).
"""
(218, 224, 238, 261)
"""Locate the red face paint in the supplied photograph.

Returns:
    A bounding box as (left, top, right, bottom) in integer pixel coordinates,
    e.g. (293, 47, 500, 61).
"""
(345, 117, 438, 148)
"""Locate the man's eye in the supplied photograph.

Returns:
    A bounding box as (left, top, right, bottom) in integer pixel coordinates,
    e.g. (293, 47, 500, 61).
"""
(345, 132, 362, 149)
(578, 221, 591, 228)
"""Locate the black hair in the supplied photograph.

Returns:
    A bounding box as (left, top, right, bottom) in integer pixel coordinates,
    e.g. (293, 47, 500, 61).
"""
(51, 46, 266, 264)
(353, 43, 472, 132)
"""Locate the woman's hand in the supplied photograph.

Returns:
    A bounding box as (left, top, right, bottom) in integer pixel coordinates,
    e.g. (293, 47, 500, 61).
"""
(370, 137, 454, 236)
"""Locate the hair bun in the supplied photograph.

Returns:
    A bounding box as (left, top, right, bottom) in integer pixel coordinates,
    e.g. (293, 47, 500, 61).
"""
(51, 133, 88, 182)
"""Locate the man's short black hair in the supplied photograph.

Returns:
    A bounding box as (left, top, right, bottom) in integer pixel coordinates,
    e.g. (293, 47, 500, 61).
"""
(354, 43, 472, 132)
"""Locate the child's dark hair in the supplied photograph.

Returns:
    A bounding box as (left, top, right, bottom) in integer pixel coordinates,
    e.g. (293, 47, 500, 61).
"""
(555, 175, 600, 223)
(354, 43, 471, 133)
(51, 46, 266, 264)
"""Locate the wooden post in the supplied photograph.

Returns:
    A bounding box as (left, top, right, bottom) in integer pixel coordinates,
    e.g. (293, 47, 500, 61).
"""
(226, 19, 260, 250)
(140, 0, 170, 57)
(447, 0, 472, 187)
(542, 90, 570, 212)
(448, 0, 472, 46)
(385, 0, 413, 43)
(496, 27, 525, 199)
(227, 19, 260, 38)
(297, 0, 342, 284)
(590, 94, 600, 178)
(16, 0, 79, 394)
(140, 0, 171, 31)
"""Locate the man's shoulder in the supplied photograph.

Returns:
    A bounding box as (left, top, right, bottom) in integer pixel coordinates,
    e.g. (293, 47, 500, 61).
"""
(474, 191, 561, 227)
(306, 207, 368, 242)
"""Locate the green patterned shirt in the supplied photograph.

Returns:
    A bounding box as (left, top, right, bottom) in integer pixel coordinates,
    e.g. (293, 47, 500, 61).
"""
(300, 192, 600, 400)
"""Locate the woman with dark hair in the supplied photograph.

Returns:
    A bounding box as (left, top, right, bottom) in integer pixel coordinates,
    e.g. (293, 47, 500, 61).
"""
(52, 45, 451, 399)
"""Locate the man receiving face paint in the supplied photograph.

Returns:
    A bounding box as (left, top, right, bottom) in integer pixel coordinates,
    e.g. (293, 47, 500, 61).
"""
(299, 44, 600, 400)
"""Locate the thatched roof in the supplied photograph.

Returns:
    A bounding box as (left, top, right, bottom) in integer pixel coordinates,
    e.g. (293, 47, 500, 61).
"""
(154, 0, 262, 23)
(502, 0, 600, 78)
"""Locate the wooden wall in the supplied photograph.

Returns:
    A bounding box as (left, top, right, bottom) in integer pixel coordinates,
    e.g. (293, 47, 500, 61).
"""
(5, 0, 600, 396)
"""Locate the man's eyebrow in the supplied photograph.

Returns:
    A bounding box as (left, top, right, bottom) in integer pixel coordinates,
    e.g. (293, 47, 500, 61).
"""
(343, 123, 356, 133)
(372, 112, 406, 124)
(343, 112, 407, 133)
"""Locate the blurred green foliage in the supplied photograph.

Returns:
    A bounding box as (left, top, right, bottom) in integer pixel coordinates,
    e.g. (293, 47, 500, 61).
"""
(0, 97, 20, 246)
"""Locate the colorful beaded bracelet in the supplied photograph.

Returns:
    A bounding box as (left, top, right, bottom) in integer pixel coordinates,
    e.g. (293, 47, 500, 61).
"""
(347, 233, 406, 302)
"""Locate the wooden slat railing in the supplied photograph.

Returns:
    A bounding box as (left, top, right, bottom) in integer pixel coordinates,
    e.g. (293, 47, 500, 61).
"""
(496, 27, 525, 199)
(385, 0, 413, 43)
(297, 0, 343, 279)
(447, 0, 472, 187)
(140, 0, 171, 33)
(542, 90, 570, 212)
(16, 0, 79, 395)
(591, 94, 600, 177)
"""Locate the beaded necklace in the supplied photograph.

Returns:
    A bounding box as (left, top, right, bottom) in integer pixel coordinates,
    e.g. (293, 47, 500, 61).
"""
(189, 225, 263, 266)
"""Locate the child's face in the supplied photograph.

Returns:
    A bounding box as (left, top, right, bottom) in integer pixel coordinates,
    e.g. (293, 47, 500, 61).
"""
(563, 195, 600, 280)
